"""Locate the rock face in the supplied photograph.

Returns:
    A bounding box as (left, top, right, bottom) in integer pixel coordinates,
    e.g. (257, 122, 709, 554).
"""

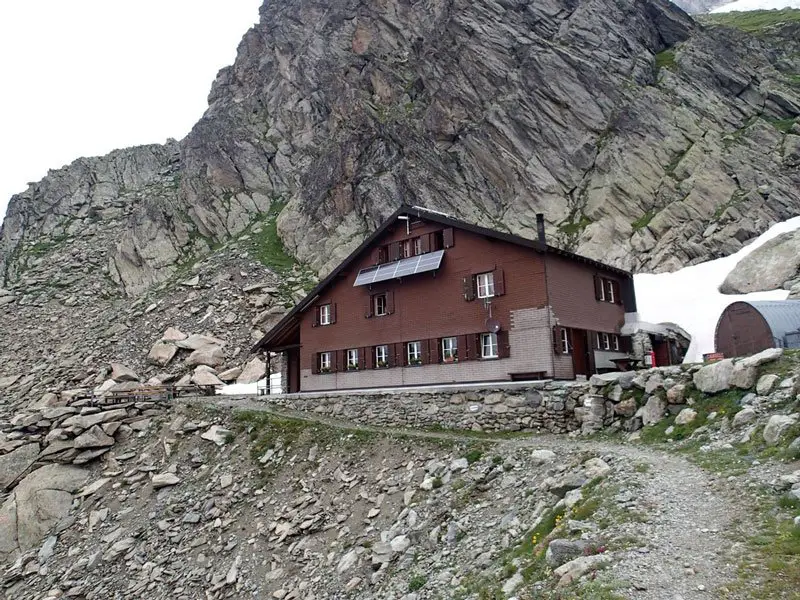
(0, 443, 39, 491)
(720, 229, 800, 294)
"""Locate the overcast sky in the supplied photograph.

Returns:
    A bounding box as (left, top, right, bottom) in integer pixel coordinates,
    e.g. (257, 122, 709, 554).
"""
(0, 0, 262, 224)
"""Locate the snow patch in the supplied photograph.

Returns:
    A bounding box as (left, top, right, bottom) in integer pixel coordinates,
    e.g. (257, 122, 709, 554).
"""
(219, 372, 282, 395)
(635, 217, 800, 362)
(711, 0, 800, 12)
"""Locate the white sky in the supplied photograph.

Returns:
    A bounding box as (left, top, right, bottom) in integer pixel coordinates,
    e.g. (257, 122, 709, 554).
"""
(0, 0, 262, 225)
(712, 0, 800, 11)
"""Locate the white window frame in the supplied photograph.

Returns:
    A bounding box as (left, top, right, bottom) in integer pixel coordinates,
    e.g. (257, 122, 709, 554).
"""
(375, 345, 389, 367)
(375, 294, 387, 317)
(346, 348, 359, 369)
(401, 240, 412, 258)
(407, 341, 422, 364)
(442, 337, 458, 361)
(481, 333, 498, 359)
(319, 352, 331, 372)
(477, 272, 495, 299)
(319, 304, 331, 326)
(560, 328, 571, 354)
(601, 333, 610, 350)
(604, 279, 615, 303)
(413, 237, 423, 255)
(595, 333, 602, 348)
(612, 335, 620, 351)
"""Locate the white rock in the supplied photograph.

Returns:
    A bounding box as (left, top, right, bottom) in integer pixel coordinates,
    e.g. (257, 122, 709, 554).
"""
(201, 425, 232, 446)
(176, 334, 226, 350)
(110, 363, 139, 382)
(152, 473, 181, 488)
(763, 415, 798, 446)
(390, 535, 410, 553)
(237, 357, 267, 385)
(337, 549, 359, 574)
(756, 374, 780, 396)
(147, 342, 177, 366)
(640, 395, 666, 426)
(675, 408, 698, 426)
(161, 327, 188, 342)
(732, 407, 757, 428)
(693, 359, 734, 394)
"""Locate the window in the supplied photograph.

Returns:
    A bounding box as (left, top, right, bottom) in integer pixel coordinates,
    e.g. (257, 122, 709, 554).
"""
(477, 272, 495, 299)
(319, 352, 332, 373)
(612, 335, 620, 351)
(413, 237, 423, 256)
(481, 333, 498, 359)
(601, 333, 610, 350)
(442, 337, 458, 362)
(401, 240, 412, 258)
(346, 349, 359, 370)
(319, 304, 332, 326)
(560, 328, 571, 354)
(375, 345, 389, 368)
(604, 279, 615, 303)
(407, 341, 422, 365)
(374, 294, 387, 317)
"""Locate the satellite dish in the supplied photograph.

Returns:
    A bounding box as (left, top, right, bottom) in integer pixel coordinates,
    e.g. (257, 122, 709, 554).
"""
(486, 318, 501, 333)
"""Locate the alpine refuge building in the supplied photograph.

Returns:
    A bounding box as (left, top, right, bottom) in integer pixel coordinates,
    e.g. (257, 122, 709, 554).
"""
(715, 300, 800, 358)
(254, 206, 637, 393)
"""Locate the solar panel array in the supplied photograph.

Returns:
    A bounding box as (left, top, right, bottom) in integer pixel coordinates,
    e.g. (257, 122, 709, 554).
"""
(354, 250, 445, 286)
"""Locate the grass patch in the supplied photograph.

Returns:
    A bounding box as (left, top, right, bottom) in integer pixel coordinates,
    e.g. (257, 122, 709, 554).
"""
(558, 214, 592, 237)
(767, 118, 798, 133)
(631, 211, 656, 232)
(408, 573, 427, 591)
(464, 448, 483, 464)
(249, 201, 295, 272)
(639, 389, 743, 444)
(702, 8, 800, 34)
(654, 49, 676, 71)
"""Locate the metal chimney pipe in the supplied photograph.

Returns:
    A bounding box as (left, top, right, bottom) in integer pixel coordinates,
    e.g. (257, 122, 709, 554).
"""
(536, 213, 546, 244)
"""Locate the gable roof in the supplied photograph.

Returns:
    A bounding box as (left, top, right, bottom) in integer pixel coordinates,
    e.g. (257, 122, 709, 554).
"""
(252, 205, 632, 353)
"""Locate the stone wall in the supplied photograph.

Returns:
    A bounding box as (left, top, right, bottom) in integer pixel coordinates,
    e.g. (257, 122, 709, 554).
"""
(234, 348, 796, 437)
(231, 382, 588, 434)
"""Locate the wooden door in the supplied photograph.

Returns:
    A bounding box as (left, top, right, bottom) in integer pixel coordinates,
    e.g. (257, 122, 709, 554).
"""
(571, 329, 590, 377)
(287, 348, 301, 393)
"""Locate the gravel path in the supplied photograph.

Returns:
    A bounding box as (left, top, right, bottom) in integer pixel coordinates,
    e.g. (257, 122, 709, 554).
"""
(193, 397, 748, 599)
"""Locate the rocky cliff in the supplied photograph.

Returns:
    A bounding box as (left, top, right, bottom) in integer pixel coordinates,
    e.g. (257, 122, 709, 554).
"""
(0, 1, 799, 393)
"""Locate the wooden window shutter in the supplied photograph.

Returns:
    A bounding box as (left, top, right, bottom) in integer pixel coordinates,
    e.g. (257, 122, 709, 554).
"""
(421, 340, 430, 364)
(493, 269, 505, 296)
(434, 338, 443, 363)
(553, 326, 563, 354)
(594, 275, 603, 301)
(388, 242, 400, 261)
(443, 228, 454, 248)
(331, 303, 337, 324)
(312, 353, 320, 374)
(313, 306, 320, 327)
(612, 281, 622, 305)
(457, 335, 469, 361)
(365, 295, 373, 318)
(359, 348, 367, 370)
(462, 276, 476, 302)
(365, 347, 375, 370)
(498, 331, 510, 358)
(371, 247, 381, 265)
(468, 334, 479, 360)
(387, 291, 395, 314)
(420, 233, 431, 253)
(334, 350, 341, 372)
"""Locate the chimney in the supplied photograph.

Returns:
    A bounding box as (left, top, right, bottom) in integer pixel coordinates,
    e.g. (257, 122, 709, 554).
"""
(536, 213, 546, 244)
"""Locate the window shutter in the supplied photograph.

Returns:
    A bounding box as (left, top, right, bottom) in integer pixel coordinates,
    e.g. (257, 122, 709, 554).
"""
(421, 340, 430, 365)
(334, 350, 341, 372)
(498, 331, 510, 358)
(494, 269, 505, 296)
(443, 228, 454, 248)
(612, 280, 622, 305)
(457, 335, 469, 361)
(463, 276, 476, 302)
(366, 347, 375, 370)
(359, 348, 367, 370)
(331, 303, 337, 324)
(434, 338, 443, 363)
(387, 291, 395, 314)
(313, 306, 320, 327)
(371, 247, 382, 265)
(365, 296, 373, 318)
(388, 242, 400, 261)
(312, 353, 320, 374)
(594, 275, 603, 301)
(420, 234, 431, 253)
(468, 334, 479, 360)
(620, 335, 632, 353)
(553, 326, 563, 354)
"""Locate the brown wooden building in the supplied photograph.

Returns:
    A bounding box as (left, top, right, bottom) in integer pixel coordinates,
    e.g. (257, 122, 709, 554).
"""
(254, 206, 637, 392)
(715, 300, 800, 358)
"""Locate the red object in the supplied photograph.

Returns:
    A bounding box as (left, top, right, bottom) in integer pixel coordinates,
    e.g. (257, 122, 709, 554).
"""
(644, 351, 656, 367)
(703, 352, 725, 362)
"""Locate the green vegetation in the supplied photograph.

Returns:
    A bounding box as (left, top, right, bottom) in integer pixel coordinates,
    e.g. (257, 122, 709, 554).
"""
(702, 8, 800, 34)
(630, 211, 656, 233)
(249, 201, 296, 272)
(464, 448, 483, 464)
(558, 214, 592, 237)
(639, 389, 742, 444)
(767, 118, 798, 133)
(654, 49, 677, 71)
(408, 573, 427, 592)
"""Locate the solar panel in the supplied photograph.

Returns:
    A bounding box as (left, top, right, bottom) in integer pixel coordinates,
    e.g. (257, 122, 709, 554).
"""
(354, 250, 444, 286)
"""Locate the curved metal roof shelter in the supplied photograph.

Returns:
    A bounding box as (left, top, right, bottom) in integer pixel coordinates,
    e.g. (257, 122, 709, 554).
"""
(746, 300, 800, 342)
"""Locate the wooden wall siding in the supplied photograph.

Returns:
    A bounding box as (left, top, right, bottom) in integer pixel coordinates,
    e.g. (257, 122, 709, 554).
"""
(298, 222, 549, 375)
(715, 302, 774, 358)
(544, 253, 628, 334)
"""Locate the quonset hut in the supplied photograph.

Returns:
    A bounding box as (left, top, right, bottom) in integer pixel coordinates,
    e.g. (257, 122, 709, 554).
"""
(715, 300, 800, 358)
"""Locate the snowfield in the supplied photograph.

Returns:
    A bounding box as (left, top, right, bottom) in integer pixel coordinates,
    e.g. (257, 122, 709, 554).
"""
(711, 0, 800, 12)
(635, 217, 800, 362)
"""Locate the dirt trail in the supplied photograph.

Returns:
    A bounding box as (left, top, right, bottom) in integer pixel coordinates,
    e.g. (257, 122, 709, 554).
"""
(193, 397, 747, 599)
